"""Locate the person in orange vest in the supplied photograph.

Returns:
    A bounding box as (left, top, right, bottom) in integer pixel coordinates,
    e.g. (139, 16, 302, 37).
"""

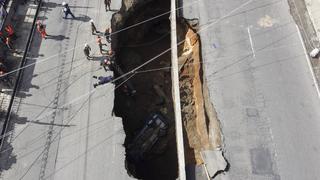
(36, 21, 48, 39)
(4, 25, 17, 40)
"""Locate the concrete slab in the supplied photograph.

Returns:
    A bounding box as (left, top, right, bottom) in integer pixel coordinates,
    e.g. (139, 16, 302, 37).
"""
(201, 150, 227, 178)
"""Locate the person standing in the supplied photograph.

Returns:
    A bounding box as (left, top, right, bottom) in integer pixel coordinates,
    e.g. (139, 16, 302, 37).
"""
(104, 0, 111, 11)
(107, 50, 115, 61)
(90, 19, 98, 35)
(36, 21, 48, 39)
(104, 27, 111, 43)
(5, 37, 14, 50)
(62, 2, 75, 19)
(83, 43, 92, 60)
(96, 36, 105, 54)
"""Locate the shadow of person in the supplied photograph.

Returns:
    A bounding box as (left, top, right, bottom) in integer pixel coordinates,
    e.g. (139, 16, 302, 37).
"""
(74, 14, 91, 22)
(90, 56, 105, 62)
(30, 84, 40, 89)
(43, 1, 59, 8)
(0, 140, 17, 172)
(0, 111, 25, 173)
(46, 35, 69, 41)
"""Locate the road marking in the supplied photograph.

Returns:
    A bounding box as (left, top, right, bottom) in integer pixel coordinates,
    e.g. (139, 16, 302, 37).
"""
(296, 25, 320, 99)
(247, 27, 256, 58)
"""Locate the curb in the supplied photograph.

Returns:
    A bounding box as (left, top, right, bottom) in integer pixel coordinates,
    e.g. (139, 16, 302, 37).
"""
(0, 0, 42, 152)
(296, 24, 320, 99)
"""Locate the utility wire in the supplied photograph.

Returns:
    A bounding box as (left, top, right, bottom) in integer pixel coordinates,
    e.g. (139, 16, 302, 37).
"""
(2, 1, 258, 178)
(0, 38, 297, 148)
(0, 0, 254, 144)
(0, 0, 201, 79)
(0, 73, 135, 160)
(0, 39, 306, 160)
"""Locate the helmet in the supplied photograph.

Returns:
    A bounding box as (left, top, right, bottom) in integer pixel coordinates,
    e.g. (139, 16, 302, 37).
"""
(62, 2, 66, 6)
(90, 19, 94, 23)
(84, 43, 88, 47)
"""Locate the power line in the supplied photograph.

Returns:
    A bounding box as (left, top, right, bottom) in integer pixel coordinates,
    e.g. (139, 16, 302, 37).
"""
(0, 73, 135, 159)
(0, 0, 201, 79)
(1, 38, 300, 150)
(0, 0, 256, 162)
(0, 0, 255, 145)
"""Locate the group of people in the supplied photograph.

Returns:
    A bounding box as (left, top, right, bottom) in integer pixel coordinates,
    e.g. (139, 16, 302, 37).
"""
(84, 19, 115, 88)
(91, 50, 115, 88)
(0, 1, 115, 89)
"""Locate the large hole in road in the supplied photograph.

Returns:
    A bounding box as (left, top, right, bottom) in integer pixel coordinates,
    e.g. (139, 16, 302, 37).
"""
(111, 0, 223, 179)
(112, 0, 177, 179)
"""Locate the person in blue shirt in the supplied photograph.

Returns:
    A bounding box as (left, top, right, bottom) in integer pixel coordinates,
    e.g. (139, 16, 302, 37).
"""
(92, 75, 113, 88)
(62, 2, 75, 19)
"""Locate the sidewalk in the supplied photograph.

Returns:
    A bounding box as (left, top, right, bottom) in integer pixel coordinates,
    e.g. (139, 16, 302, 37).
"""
(295, 0, 320, 97)
(0, 1, 38, 135)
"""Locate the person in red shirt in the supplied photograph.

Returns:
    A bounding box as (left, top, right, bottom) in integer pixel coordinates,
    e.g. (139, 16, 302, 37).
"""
(36, 21, 48, 39)
(5, 25, 17, 40)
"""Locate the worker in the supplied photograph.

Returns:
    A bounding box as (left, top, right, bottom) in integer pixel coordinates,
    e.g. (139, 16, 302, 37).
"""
(96, 35, 106, 54)
(104, 27, 111, 43)
(5, 37, 14, 50)
(92, 75, 113, 88)
(90, 19, 98, 35)
(5, 24, 17, 40)
(83, 43, 92, 60)
(107, 50, 115, 61)
(104, 0, 111, 11)
(62, 2, 75, 19)
(36, 21, 48, 39)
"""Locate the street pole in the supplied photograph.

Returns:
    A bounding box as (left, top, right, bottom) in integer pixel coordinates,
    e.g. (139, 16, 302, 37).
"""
(170, 0, 186, 179)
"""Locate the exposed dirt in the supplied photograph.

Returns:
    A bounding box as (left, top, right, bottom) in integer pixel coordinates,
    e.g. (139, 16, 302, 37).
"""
(177, 21, 222, 165)
(111, 0, 223, 179)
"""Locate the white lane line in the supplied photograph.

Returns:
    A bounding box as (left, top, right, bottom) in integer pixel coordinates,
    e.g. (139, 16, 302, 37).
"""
(296, 25, 320, 99)
(247, 26, 256, 58)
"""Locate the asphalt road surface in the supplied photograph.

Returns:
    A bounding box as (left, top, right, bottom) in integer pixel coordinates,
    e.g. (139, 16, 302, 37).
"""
(0, 0, 133, 179)
(183, 0, 320, 179)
